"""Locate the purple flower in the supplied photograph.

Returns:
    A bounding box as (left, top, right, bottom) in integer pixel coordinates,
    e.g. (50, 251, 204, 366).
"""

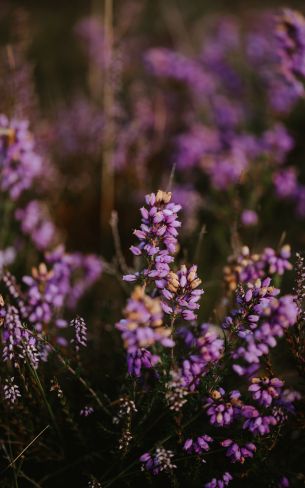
(241, 209, 258, 227)
(224, 245, 292, 291)
(224, 278, 297, 372)
(197, 324, 224, 363)
(145, 48, 215, 97)
(158, 264, 204, 321)
(127, 348, 160, 377)
(221, 438, 256, 463)
(248, 377, 284, 407)
(0, 115, 43, 200)
(116, 286, 173, 352)
(241, 405, 277, 435)
(15, 200, 56, 250)
(183, 434, 213, 458)
(274, 168, 298, 199)
(205, 389, 241, 427)
(2, 304, 39, 368)
(276, 9, 305, 80)
(140, 448, 176, 475)
(123, 190, 181, 282)
(204, 472, 233, 488)
(3, 377, 21, 405)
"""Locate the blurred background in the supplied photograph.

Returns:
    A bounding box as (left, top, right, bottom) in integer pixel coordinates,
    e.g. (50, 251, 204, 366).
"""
(1, 0, 305, 319)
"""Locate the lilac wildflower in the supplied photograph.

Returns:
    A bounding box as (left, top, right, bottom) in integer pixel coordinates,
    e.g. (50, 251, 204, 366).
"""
(204, 472, 233, 488)
(248, 377, 284, 407)
(140, 448, 176, 475)
(183, 434, 213, 458)
(116, 286, 173, 352)
(3, 377, 21, 404)
(221, 438, 256, 463)
(123, 190, 181, 282)
(0, 115, 42, 200)
(158, 264, 204, 320)
(127, 348, 160, 377)
(205, 389, 242, 427)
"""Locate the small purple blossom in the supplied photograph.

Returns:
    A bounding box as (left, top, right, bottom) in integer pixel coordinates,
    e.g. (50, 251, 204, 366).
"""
(116, 286, 173, 352)
(205, 389, 242, 427)
(3, 377, 21, 404)
(248, 377, 284, 407)
(127, 348, 160, 377)
(158, 264, 204, 320)
(184, 434, 213, 459)
(241, 209, 258, 227)
(221, 438, 256, 463)
(204, 472, 233, 488)
(140, 448, 176, 475)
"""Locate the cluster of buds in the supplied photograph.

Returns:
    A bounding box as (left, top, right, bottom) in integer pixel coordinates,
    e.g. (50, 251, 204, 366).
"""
(158, 264, 204, 320)
(70, 316, 87, 349)
(118, 428, 133, 451)
(113, 396, 137, 425)
(224, 245, 292, 292)
(3, 377, 21, 405)
(123, 190, 181, 283)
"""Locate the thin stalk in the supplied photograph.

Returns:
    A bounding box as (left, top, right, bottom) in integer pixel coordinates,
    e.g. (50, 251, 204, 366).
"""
(101, 0, 115, 235)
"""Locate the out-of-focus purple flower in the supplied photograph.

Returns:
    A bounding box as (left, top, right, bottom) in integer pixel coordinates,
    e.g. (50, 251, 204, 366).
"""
(274, 168, 298, 198)
(172, 185, 202, 234)
(0, 247, 16, 272)
(116, 286, 173, 352)
(261, 123, 294, 164)
(241, 209, 258, 227)
(46, 245, 103, 309)
(278, 476, 290, 487)
(180, 355, 207, 391)
(51, 98, 104, 159)
(127, 348, 160, 377)
(140, 448, 176, 475)
(248, 377, 284, 407)
(221, 438, 256, 463)
(224, 245, 292, 291)
(204, 472, 233, 488)
(0, 115, 42, 200)
(246, 14, 304, 113)
(276, 9, 305, 80)
(145, 48, 215, 97)
(15, 200, 56, 250)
